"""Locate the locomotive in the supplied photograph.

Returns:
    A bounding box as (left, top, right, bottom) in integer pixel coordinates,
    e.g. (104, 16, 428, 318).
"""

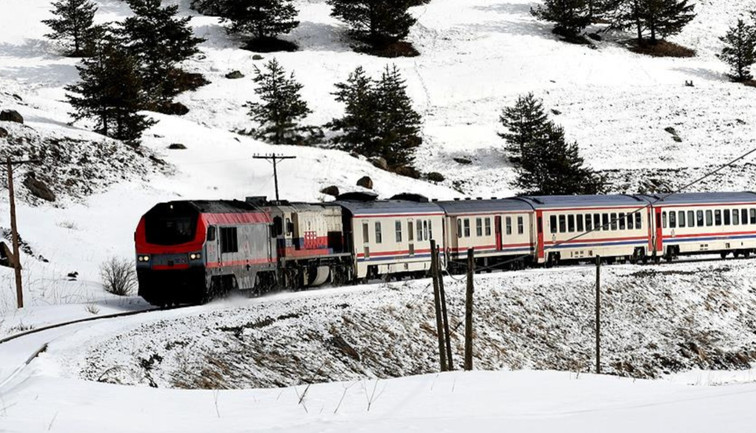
(135, 191, 756, 306)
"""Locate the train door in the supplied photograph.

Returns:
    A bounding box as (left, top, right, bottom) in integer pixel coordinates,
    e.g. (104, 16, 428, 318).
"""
(495, 216, 502, 250)
(536, 210, 545, 261)
(362, 221, 370, 259)
(408, 220, 415, 256)
(206, 224, 219, 265)
(654, 208, 663, 253)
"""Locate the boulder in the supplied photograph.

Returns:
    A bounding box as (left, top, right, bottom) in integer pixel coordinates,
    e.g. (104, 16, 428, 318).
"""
(160, 102, 189, 116)
(23, 173, 56, 202)
(168, 143, 187, 150)
(427, 172, 445, 182)
(225, 70, 245, 79)
(0, 127, 7, 138)
(394, 165, 420, 179)
(370, 157, 388, 170)
(252, 54, 264, 60)
(320, 185, 340, 197)
(453, 157, 472, 165)
(0, 109, 23, 124)
(356, 176, 373, 189)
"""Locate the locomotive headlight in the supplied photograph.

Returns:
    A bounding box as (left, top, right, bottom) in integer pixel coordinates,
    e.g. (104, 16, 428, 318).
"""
(137, 255, 150, 262)
(189, 252, 202, 260)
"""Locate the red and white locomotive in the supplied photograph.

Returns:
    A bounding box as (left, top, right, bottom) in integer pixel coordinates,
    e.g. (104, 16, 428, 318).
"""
(135, 191, 756, 305)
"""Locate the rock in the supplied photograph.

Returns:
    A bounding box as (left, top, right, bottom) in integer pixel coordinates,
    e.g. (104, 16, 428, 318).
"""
(587, 32, 602, 41)
(356, 176, 373, 189)
(0, 127, 7, 138)
(370, 156, 388, 170)
(225, 70, 244, 79)
(453, 157, 472, 165)
(664, 127, 677, 135)
(252, 54, 264, 60)
(551, 109, 562, 115)
(327, 336, 360, 361)
(12, 94, 22, 101)
(394, 165, 420, 179)
(320, 185, 340, 197)
(673, 135, 683, 143)
(427, 172, 445, 182)
(67, 271, 78, 280)
(23, 173, 56, 202)
(0, 109, 23, 124)
(168, 143, 187, 150)
(160, 102, 189, 116)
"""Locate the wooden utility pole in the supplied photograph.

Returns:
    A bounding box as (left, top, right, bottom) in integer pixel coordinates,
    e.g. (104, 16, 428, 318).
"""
(464, 248, 474, 371)
(5, 157, 39, 309)
(437, 245, 453, 370)
(430, 240, 447, 371)
(595, 255, 601, 374)
(252, 154, 296, 202)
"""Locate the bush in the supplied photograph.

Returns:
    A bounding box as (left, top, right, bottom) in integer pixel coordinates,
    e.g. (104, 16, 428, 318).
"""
(100, 257, 137, 296)
(426, 172, 445, 182)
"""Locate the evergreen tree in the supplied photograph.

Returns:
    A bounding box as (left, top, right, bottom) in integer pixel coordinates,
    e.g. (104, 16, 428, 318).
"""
(327, 0, 417, 47)
(498, 93, 551, 164)
(330, 65, 422, 168)
(221, 0, 299, 41)
(611, 0, 695, 44)
(42, 0, 98, 56)
(717, 18, 756, 82)
(247, 59, 311, 144)
(66, 36, 155, 144)
(531, 0, 591, 39)
(122, 0, 204, 104)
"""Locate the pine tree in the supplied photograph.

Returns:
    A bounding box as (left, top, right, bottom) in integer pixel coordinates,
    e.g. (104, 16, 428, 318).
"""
(42, 0, 98, 56)
(718, 18, 756, 82)
(66, 36, 155, 144)
(327, 0, 417, 47)
(531, 0, 591, 39)
(246, 59, 311, 144)
(330, 67, 380, 156)
(498, 93, 551, 165)
(221, 0, 299, 43)
(611, 0, 695, 44)
(122, 0, 204, 104)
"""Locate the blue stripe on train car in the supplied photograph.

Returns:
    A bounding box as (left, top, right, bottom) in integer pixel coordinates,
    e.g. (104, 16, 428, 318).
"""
(664, 234, 756, 244)
(549, 239, 647, 249)
(357, 253, 433, 263)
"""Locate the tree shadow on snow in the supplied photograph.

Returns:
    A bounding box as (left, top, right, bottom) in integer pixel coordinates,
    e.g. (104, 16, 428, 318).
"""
(672, 67, 728, 84)
(288, 21, 353, 53)
(469, 1, 556, 39)
(0, 62, 80, 88)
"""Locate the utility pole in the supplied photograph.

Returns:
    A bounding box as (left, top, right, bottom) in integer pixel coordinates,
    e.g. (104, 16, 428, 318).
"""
(252, 154, 296, 202)
(437, 245, 453, 370)
(595, 255, 601, 374)
(5, 157, 39, 309)
(430, 239, 447, 371)
(464, 248, 475, 371)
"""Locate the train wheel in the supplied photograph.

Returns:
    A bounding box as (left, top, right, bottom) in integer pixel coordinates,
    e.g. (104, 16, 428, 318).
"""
(720, 252, 728, 259)
(745, 251, 752, 259)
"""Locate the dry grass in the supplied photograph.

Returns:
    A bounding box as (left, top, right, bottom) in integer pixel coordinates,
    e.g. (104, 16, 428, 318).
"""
(627, 40, 695, 58)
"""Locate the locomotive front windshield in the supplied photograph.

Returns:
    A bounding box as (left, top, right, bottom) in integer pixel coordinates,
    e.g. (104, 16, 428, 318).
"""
(144, 203, 199, 245)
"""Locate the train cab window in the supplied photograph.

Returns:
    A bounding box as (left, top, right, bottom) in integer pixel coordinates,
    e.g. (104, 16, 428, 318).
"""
(585, 214, 593, 231)
(464, 219, 471, 238)
(423, 220, 429, 240)
(733, 209, 740, 225)
(568, 215, 575, 233)
(619, 213, 626, 230)
(678, 211, 685, 228)
(485, 218, 492, 236)
(595, 214, 602, 231)
(207, 225, 216, 241)
(696, 210, 704, 227)
(724, 210, 731, 225)
(706, 210, 713, 226)
(558, 215, 566, 233)
(602, 214, 609, 231)
(576, 215, 584, 232)
(610, 213, 618, 231)
(662, 211, 667, 229)
(220, 227, 238, 254)
(751, 209, 756, 224)
(669, 211, 676, 229)
(714, 210, 722, 226)
(550, 215, 557, 234)
(375, 222, 383, 244)
(409, 221, 414, 241)
(456, 219, 461, 238)
(635, 213, 642, 230)
(395, 221, 403, 242)
(476, 218, 483, 237)
(627, 213, 634, 230)
(506, 217, 513, 235)
(518, 216, 524, 234)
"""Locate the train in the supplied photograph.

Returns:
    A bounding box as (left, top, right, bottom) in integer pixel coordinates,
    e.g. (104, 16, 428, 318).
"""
(134, 191, 756, 306)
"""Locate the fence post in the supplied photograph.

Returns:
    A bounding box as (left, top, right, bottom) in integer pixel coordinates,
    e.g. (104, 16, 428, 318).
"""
(595, 255, 601, 374)
(437, 245, 453, 370)
(464, 248, 474, 371)
(430, 239, 447, 371)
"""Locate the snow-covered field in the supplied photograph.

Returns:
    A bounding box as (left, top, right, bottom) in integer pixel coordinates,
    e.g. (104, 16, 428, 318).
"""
(3, 0, 756, 430)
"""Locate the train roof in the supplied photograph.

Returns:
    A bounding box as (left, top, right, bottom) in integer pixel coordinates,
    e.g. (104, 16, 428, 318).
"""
(638, 192, 756, 205)
(167, 200, 267, 214)
(516, 194, 650, 209)
(435, 198, 533, 215)
(335, 199, 443, 217)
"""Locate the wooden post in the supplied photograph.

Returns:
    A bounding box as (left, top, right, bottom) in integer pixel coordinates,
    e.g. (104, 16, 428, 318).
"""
(430, 239, 447, 371)
(595, 255, 601, 374)
(464, 248, 474, 371)
(437, 245, 453, 370)
(7, 157, 23, 309)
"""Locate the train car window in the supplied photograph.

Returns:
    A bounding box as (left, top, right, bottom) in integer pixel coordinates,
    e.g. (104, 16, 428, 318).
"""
(576, 214, 584, 232)
(635, 212, 642, 230)
(678, 211, 685, 228)
(627, 213, 634, 230)
(207, 226, 216, 241)
(724, 210, 731, 225)
(706, 210, 713, 226)
(743, 209, 750, 225)
(669, 211, 676, 229)
(485, 218, 492, 236)
(558, 215, 565, 233)
(611, 213, 618, 231)
(550, 215, 557, 234)
(363, 222, 370, 243)
(506, 217, 513, 235)
(602, 214, 609, 231)
(662, 212, 667, 229)
(220, 227, 238, 253)
(464, 219, 471, 237)
(375, 222, 383, 244)
(751, 209, 756, 224)
(418, 220, 424, 240)
(733, 209, 740, 225)
(476, 218, 483, 237)
(409, 221, 414, 241)
(585, 214, 593, 231)
(456, 219, 461, 239)
(395, 221, 402, 242)
(518, 216, 524, 234)
(423, 220, 429, 240)
(568, 215, 575, 233)
(687, 211, 694, 228)
(619, 213, 626, 230)
(714, 210, 722, 226)
(696, 210, 704, 227)
(595, 214, 602, 231)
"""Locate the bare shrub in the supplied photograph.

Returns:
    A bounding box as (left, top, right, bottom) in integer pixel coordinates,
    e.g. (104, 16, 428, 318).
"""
(100, 257, 136, 296)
